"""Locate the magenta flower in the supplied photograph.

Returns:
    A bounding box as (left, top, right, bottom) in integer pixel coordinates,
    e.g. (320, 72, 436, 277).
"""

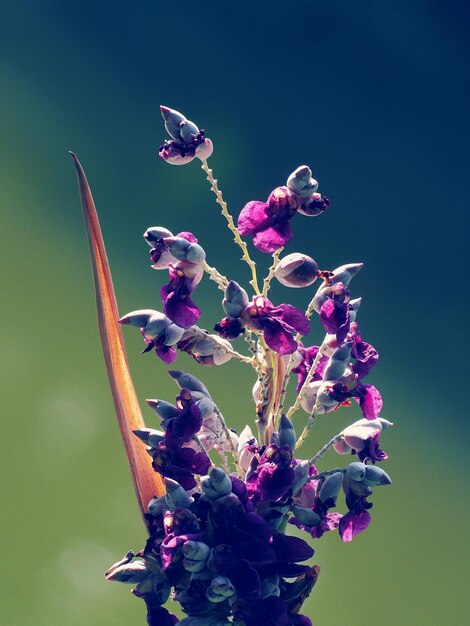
(334, 418, 393, 463)
(238, 165, 329, 253)
(156, 232, 205, 329)
(292, 344, 328, 392)
(238, 187, 299, 253)
(243, 296, 310, 354)
(319, 283, 351, 344)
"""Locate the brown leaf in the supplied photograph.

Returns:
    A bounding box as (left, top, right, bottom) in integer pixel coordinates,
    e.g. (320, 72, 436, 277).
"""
(71, 153, 165, 527)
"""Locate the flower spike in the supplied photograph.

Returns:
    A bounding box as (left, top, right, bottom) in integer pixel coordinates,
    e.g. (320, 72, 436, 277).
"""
(70, 152, 165, 527)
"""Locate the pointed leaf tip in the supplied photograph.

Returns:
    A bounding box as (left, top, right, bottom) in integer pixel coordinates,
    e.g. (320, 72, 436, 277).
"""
(71, 154, 165, 526)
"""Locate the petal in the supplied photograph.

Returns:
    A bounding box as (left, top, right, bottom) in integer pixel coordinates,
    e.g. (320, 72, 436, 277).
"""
(238, 201, 270, 235)
(272, 533, 314, 563)
(263, 321, 298, 355)
(339, 510, 371, 542)
(161, 284, 201, 328)
(272, 304, 310, 335)
(355, 384, 383, 420)
(155, 345, 177, 364)
(253, 223, 293, 253)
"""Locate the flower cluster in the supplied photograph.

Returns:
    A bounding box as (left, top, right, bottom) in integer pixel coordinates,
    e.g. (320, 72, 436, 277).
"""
(97, 107, 394, 625)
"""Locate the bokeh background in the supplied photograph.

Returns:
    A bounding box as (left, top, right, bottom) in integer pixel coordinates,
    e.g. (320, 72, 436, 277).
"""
(1, 1, 469, 624)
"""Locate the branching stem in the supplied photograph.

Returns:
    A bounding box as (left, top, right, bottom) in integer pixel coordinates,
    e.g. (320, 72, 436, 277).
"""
(201, 159, 260, 294)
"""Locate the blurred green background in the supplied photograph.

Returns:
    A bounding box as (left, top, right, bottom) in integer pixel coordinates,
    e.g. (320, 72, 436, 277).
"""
(1, 1, 468, 624)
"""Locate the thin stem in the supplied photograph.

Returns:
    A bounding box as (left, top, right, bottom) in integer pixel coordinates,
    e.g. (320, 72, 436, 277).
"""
(309, 433, 343, 466)
(214, 407, 242, 478)
(200, 159, 261, 294)
(308, 467, 344, 482)
(203, 261, 229, 292)
(286, 335, 328, 419)
(262, 248, 283, 296)
(295, 405, 319, 450)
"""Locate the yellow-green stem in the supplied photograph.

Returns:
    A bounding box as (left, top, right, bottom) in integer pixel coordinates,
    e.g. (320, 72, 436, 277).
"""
(201, 159, 260, 294)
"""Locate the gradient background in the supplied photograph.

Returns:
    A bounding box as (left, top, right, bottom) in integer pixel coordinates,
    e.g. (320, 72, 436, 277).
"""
(1, 1, 469, 624)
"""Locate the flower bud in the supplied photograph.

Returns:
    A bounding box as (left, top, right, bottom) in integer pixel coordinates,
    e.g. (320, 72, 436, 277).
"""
(286, 165, 318, 198)
(163, 236, 206, 264)
(278, 414, 296, 451)
(202, 467, 232, 499)
(144, 226, 173, 246)
(292, 504, 322, 526)
(322, 341, 353, 381)
(346, 462, 367, 482)
(348, 297, 362, 323)
(105, 560, 150, 583)
(330, 263, 364, 289)
(292, 460, 311, 493)
(147, 496, 168, 517)
(119, 309, 157, 329)
(318, 472, 343, 505)
(146, 399, 179, 420)
(168, 370, 211, 396)
(183, 541, 211, 562)
(160, 106, 187, 140)
(222, 280, 249, 318)
(179, 119, 200, 142)
(363, 465, 392, 486)
(165, 478, 192, 510)
(133, 428, 165, 447)
(317, 381, 341, 407)
(206, 576, 236, 602)
(274, 253, 319, 288)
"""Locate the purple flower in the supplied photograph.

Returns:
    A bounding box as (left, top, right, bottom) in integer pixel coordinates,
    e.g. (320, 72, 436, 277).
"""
(152, 443, 210, 491)
(339, 462, 391, 542)
(243, 296, 310, 355)
(353, 383, 383, 421)
(238, 187, 299, 253)
(119, 309, 185, 364)
(164, 389, 204, 447)
(248, 445, 295, 503)
(350, 323, 379, 378)
(159, 234, 205, 329)
(334, 418, 393, 463)
(319, 283, 351, 344)
(292, 345, 328, 393)
(158, 106, 213, 165)
(339, 509, 371, 543)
